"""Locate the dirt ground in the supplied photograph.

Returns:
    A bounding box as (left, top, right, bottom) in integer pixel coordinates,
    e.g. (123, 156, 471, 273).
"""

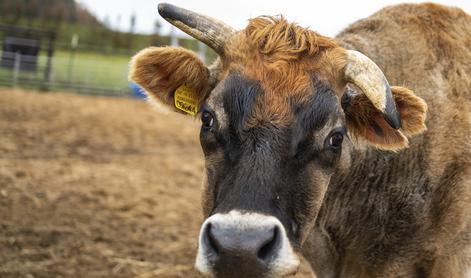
(0, 89, 313, 277)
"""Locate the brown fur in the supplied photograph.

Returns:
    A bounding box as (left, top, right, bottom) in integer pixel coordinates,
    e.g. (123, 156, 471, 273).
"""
(244, 16, 337, 65)
(220, 17, 423, 149)
(130, 3, 471, 277)
(129, 17, 420, 149)
(345, 86, 427, 150)
(129, 46, 209, 112)
(220, 17, 348, 126)
(315, 3, 471, 277)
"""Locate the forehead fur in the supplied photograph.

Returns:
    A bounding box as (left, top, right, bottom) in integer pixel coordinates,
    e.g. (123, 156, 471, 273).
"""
(220, 16, 347, 126)
(245, 16, 338, 64)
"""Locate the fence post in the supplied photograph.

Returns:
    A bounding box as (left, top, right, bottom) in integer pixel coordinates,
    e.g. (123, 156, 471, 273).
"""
(68, 34, 79, 84)
(12, 52, 21, 88)
(42, 32, 56, 91)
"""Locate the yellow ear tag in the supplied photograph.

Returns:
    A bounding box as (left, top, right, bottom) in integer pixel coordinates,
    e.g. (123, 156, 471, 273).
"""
(174, 85, 199, 116)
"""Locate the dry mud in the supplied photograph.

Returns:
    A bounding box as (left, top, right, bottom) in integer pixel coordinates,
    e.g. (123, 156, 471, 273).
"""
(0, 89, 313, 277)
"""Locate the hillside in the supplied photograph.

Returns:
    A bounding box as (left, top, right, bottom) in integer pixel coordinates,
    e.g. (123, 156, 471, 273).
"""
(0, 0, 206, 55)
(0, 0, 102, 28)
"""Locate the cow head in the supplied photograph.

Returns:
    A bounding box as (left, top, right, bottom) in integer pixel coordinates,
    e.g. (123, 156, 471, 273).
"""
(129, 4, 427, 277)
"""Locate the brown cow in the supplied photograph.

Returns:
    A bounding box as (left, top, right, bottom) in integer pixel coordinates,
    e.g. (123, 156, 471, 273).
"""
(129, 3, 471, 277)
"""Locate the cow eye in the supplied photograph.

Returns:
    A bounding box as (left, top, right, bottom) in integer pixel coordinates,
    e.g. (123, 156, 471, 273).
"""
(329, 133, 343, 149)
(201, 111, 214, 130)
(327, 128, 345, 150)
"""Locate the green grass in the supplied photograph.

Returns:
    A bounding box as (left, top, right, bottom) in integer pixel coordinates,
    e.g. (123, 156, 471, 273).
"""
(0, 46, 216, 95)
(0, 50, 132, 94)
(0, 4, 217, 95)
(50, 51, 131, 89)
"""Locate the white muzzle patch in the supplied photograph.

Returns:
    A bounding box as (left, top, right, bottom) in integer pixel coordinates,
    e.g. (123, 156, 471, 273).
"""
(195, 210, 300, 277)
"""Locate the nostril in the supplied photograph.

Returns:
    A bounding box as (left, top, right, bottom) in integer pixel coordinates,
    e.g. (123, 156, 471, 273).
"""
(205, 223, 219, 256)
(257, 226, 280, 261)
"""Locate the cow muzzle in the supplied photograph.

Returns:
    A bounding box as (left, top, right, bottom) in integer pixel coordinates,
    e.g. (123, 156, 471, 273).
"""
(195, 210, 300, 277)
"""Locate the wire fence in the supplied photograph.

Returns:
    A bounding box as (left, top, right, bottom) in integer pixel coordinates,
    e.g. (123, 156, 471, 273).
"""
(0, 49, 132, 96)
(0, 45, 212, 97)
(0, 23, 214, 98)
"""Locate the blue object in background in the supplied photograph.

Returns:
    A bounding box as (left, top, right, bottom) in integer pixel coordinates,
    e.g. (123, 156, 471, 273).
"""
(129, 82, 147, 99)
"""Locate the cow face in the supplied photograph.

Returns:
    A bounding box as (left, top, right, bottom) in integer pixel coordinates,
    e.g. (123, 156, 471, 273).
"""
(129, 4, 427, 278)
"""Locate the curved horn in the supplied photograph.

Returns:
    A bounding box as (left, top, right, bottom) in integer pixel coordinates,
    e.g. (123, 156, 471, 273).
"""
(158, 3, 235, 56)
(344, 50, 401, 129)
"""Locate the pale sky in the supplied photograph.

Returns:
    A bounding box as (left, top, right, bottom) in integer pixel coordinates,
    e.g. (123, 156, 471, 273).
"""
(77, 0, 471, 37)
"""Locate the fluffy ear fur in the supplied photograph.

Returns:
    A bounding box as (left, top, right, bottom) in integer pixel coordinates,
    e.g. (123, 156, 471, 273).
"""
(343, 86, 427, 151)
(129, 46, 209, 113)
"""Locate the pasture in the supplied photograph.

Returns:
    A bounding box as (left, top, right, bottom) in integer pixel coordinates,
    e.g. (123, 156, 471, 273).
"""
(0, 89, 312, 277)
(48, 51, 131, 89)
(0, 51, 131, 95)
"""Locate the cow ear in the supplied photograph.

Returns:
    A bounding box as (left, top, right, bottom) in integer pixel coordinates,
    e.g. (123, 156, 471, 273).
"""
(129, 46, 210, 115)
(342, 85, 427, 151)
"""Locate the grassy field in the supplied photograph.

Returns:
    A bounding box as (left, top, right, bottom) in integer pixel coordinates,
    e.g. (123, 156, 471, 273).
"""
(0, 0, 216, 95)
(0, 45, 215, 95)
(0, 50, 132, 94)
(50, 50, 131, 89)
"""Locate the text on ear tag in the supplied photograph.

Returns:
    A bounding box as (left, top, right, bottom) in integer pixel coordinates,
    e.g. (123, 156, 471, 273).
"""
(174, 85, 199, 116)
